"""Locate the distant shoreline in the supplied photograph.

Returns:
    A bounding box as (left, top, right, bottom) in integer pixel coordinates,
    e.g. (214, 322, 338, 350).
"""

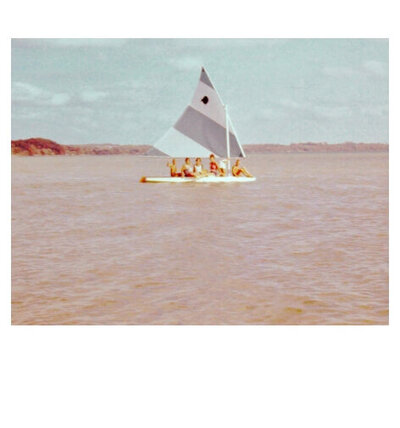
(11, 138, 389, 156)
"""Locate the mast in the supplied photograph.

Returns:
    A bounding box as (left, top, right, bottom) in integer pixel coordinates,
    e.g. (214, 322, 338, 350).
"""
(225, 104, 231, 176)
(204, 65, 245, 159)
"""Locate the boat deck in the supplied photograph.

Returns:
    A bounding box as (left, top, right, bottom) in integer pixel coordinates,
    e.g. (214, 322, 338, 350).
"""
(140, 176, 256, 183)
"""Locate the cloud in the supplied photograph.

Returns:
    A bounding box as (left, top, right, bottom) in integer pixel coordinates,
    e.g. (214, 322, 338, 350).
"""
(269, 96, 356, 121)
(80, 90, 108, 103)
(170, 56, 204, 71)
(51, 93, 71, 106)
(323, 61, 388, 80)
(13, 38, 128, 48)
(360, 105, 388, 116)
(52, 39, 127, 48)
(260, 107, 284, 120)
(12, 81, 44, 101)
(363, 60, 387, 77)
(311, 105, 353, 119)
(279, 99, 302, 109)
(109, 80, 144, 91)
(14, 111, 43, 120)
(322, 65, 359, 78)
(12, 81, 72, 107)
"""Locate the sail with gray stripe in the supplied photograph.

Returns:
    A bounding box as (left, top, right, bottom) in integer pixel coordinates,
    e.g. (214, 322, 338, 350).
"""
(149, 67, 245, 158)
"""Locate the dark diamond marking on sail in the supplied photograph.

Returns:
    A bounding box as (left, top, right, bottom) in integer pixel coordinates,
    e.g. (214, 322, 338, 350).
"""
(200, 69, 214, 88)
(174, 106, 244, 157)
(201, 96, 209, 104)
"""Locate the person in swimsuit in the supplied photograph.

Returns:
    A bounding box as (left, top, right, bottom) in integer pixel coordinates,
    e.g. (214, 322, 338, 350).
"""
(194, 158, 208, 177)
(181, 158, 195, 177)
(232, 159, 253, 177)
(209, 154, 221, 176)
(166, 158, 182, 177)
(218, 159, 227, 176)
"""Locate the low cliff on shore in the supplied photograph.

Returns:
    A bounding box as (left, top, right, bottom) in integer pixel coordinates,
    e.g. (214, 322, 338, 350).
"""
(11, 138, 151, 156)
(244, 142, 388, 153)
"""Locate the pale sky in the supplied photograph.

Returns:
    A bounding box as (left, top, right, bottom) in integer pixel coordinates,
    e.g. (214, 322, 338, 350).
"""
(11, 38, 388, 145)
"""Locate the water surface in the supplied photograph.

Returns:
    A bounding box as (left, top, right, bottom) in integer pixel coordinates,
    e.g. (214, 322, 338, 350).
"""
(11, 153, 388, 324)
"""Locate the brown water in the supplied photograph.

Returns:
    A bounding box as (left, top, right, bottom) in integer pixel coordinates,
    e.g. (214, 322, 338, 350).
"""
(11, 153, 388, 324)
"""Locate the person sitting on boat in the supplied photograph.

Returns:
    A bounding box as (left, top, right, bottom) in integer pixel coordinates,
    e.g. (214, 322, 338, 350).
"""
(209, 154, 221, 176)
(218, 159, 228, 176)
(166, 158, 182, 177)
(194, 158, 208, 177)
(232, 159, 253, 177)
(181, 158, 196, 177)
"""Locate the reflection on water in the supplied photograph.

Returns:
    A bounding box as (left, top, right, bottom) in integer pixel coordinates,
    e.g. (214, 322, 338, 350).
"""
(11, 153, 388, 324)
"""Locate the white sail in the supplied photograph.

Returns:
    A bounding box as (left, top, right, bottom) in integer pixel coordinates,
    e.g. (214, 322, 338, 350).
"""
(147, 67, 245, 158)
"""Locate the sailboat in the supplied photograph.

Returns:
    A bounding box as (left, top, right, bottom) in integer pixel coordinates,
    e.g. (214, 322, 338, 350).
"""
(141, 67, 256, 183)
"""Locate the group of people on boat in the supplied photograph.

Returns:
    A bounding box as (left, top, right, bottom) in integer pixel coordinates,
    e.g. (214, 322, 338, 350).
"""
(166, 154, 253, 178)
